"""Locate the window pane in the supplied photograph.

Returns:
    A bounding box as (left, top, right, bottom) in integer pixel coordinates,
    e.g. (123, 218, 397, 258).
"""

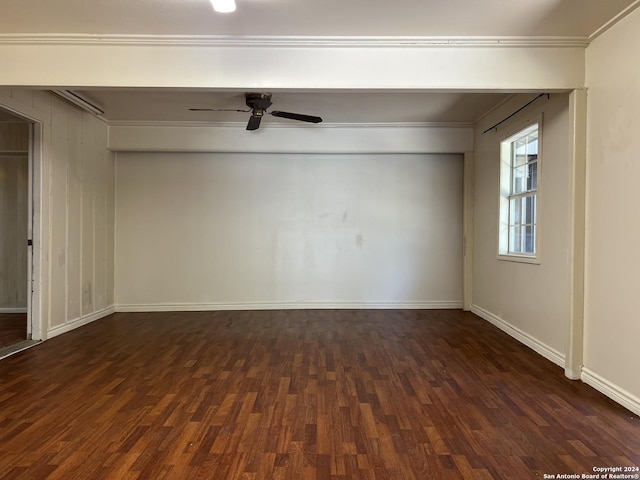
(512, 162, 537, 194)
(508, 224, 535, 255)
(512, 165, 527, 194)
(527, 161, 537, 190)
(525, 135, 538, 156)
(513, 138, 527, 166)
(525, 225, 536, 254)
(509, 225, 522, 253)
(509, 197, 520, 225)
(524, 194, 536, 225)
(509, 194, 536, 228)
(514, 153, 528, 168)
(508, 194, 536, 255)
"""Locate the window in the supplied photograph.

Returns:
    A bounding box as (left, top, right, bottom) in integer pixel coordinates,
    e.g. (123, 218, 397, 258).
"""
(498, 122, 540, 262)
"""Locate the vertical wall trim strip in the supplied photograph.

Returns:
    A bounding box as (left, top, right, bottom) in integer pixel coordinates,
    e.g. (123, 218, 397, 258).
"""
(463, 151, 474, 311)
(565, 88, 587, 380)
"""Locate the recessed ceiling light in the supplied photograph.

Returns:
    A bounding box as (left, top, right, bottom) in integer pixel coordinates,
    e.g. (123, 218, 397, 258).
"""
(210, 0, 236, 13)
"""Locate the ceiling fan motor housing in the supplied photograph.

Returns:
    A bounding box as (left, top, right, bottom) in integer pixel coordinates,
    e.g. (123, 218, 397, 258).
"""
(245, 92, 273, 111)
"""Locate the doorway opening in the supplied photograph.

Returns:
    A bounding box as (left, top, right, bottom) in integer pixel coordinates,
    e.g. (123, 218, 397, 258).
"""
(0, 106, 39, 358)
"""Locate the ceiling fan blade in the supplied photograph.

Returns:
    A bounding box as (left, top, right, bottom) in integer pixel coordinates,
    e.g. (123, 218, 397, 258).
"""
(270, 111, 323, 123)
(189, 108, 250, 112)
(246, 114, 262, 131)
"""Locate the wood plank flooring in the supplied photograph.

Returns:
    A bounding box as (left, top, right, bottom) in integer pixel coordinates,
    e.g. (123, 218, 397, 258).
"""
(0, 313, 27, 348)
(0, 310, 638, 479)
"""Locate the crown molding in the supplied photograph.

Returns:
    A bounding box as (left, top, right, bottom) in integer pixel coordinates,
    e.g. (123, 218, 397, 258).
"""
(0, 34, 590, 48)
(106, 120, 474, 129)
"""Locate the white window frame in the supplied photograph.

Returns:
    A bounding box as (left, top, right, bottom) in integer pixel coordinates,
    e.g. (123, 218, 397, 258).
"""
(498, 117, 542, 264)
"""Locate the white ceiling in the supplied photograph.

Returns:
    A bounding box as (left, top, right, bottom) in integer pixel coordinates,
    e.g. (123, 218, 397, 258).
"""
(77, 89, 511, 125)
(1, 0, 635, 37)
(2, 0, 637, 126)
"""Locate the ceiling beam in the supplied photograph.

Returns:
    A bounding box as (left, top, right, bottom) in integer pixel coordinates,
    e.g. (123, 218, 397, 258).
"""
(0, 40, 585, 91)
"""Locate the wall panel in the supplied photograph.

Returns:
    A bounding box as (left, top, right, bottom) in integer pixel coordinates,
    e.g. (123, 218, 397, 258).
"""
(93, 123, 109, 311)
(49, 100, 69, 327)
(0, 89, 115, 339)
(66, 108, 83, 321)
(80, 112, 96, 317)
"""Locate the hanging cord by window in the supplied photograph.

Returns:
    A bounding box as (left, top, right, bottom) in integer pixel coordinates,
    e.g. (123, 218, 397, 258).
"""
(482, 93, 549, 134)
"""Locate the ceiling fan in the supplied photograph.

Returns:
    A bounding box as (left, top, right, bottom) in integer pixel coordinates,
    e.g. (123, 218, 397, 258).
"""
(189, 92, 323, 131)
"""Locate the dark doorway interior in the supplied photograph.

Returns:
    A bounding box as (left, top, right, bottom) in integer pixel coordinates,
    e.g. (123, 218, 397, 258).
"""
(0, 111, 30, 351)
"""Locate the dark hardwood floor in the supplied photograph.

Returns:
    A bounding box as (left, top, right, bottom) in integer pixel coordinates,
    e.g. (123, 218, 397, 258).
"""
(0, 310, 638, 479)
(0, 313, 27, 348)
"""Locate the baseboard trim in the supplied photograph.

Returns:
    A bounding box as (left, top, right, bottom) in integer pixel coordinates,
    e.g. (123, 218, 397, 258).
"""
(581, 368, 640, 416)
(115, 301, 463, 313)
(470, 304, 565, 368)
(0, 308, 28, 314)
(47, 306, 116, 339)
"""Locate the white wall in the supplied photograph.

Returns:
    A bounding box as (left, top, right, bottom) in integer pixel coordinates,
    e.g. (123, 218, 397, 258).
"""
(583, 8, 640, 412)
(0, 89, 115, 339)
(115, 152, 463, 310)
(472, 93, 571, 366)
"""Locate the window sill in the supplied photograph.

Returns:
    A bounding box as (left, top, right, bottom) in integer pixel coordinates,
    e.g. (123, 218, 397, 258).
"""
(497, 253, 540, 265)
